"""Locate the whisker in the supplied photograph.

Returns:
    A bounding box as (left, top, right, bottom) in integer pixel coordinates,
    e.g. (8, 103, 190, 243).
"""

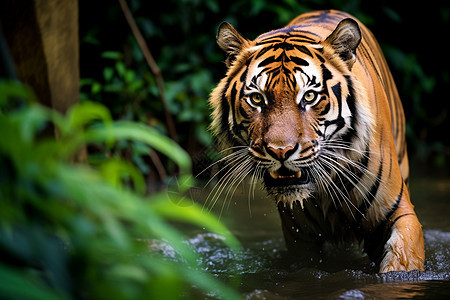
(196, 147, 248, 179)
(317, 157, 367, 220)
(248, 161, 261, 217)
(313, 160, 342, 210)
(222, 158, 254, 204)
(201, 149, 249, 191)
(203, 153, 249, 211)
(223, 159, 256, 216)
(321, 139, 377, 158)
(320, 154, 373, 194)
(321, 149, 380, 186)
(317, 158, 362, 220)
(309, 162, 337, 209)
(206, 155, 256, 215)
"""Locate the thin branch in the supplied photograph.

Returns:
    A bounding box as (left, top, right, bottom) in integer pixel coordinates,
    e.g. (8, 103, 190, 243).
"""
(118, 0, 178, 142)
(149, 150, 167, 181)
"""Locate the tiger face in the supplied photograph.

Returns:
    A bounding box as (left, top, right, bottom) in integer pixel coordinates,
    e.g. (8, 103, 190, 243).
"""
(210, 19, 374, 206)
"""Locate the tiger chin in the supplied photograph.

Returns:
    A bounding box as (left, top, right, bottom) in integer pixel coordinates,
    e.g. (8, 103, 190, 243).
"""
(209, 10, 424, 273)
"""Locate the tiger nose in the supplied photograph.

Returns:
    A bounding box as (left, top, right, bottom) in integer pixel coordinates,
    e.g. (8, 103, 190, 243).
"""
(266, 144, 297, 161)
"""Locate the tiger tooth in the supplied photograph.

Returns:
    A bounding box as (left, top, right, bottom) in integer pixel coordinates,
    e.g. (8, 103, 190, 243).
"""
(270, 171, 279, 179)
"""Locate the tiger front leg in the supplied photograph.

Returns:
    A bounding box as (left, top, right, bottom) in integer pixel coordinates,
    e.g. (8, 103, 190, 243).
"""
(379, 208, 425, 273)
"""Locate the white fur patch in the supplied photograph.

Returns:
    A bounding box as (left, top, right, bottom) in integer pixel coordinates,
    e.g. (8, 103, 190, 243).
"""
(379, 223, 401, 273)
(276, 189, 312, 210)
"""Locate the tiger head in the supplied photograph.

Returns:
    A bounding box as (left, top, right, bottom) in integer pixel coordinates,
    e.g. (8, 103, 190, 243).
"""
(209, 19, 375, 206)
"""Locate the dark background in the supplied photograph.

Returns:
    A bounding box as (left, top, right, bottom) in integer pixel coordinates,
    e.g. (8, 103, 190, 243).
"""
(79, 0, 450, 176)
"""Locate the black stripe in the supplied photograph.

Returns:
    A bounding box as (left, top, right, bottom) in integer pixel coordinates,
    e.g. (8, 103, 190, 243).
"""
(340, 76, 357, 144)
(384, 182, 404, 221)
(254, 46, 273, 60)
(355, 159, 383, 224)
(331, 82, 341, 101)
(300, 145, 313, 154)
(294, 45, 313, 57)
(367, 160, 383, 205)
(324, 117, 345, 138)
(271, 41, 295, 51)
(229, 81, 237, 108)
(288, 35, 317, 43)
(314, 50, 325, 62)
(240, 64, 248, 82)
(220, 79, 232, 135)
(391, 213, 414, 225)
(290, 56, 309, 66)
(256, 37, 284, 45)
(239, 105, 250, 119)
(229, 82, 245, 143)
(258, 55, 277, 68)
(321, 64, 333, 81)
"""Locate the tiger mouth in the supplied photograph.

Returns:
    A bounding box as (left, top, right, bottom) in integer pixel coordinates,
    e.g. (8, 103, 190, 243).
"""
(264, 166, 310, 187)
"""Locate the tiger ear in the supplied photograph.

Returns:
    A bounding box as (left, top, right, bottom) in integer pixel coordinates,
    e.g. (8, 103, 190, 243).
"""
(324, 18, 361, 70)
(217, 22, 249, 67)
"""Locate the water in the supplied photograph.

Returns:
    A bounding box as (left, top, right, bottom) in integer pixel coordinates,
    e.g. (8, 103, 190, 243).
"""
(180, 172, 450, 299)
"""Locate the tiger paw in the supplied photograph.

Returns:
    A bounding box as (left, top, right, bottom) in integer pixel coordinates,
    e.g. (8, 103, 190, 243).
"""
(379, 214, 425, 273)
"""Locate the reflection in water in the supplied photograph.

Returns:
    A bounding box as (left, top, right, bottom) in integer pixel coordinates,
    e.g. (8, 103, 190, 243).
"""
(336, 284, 424, 299)
(166, 175, 450, 298)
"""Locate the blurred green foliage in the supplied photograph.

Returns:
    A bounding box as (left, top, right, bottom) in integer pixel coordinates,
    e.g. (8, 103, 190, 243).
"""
(80, 0, 449, 170)
(0, 80, 241, 299)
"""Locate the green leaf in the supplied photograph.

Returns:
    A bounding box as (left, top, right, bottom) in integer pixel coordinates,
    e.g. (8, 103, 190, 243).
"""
(92, 82, 102, 95)
(0, 264, 67, 300)
(99, 212, 131, 251)
(84, 121, 192, 175)
(0, 80, 35, 107)
(101, 51, 123, 60)
(124, 70, 136, 84)
(103, 67, 114, 82)
(99, 158, 146, 195)
(115, 61, 126, 77)
(67, 101, 112, 130)
(150, 196, 241, 251)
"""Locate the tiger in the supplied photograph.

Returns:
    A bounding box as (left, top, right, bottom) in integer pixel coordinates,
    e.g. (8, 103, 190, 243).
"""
(209, 9, 424, 273)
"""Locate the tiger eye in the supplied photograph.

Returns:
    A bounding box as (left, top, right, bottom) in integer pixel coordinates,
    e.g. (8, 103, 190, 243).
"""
(303, 91, 317, 103)
(249, 93, 264, 105)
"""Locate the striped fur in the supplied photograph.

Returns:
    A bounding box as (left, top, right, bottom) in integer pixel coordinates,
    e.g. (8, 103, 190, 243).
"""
(209, 10, 424, 273)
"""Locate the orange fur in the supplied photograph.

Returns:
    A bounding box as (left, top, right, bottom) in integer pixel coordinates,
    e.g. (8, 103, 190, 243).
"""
(210, 10, 424, 272)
